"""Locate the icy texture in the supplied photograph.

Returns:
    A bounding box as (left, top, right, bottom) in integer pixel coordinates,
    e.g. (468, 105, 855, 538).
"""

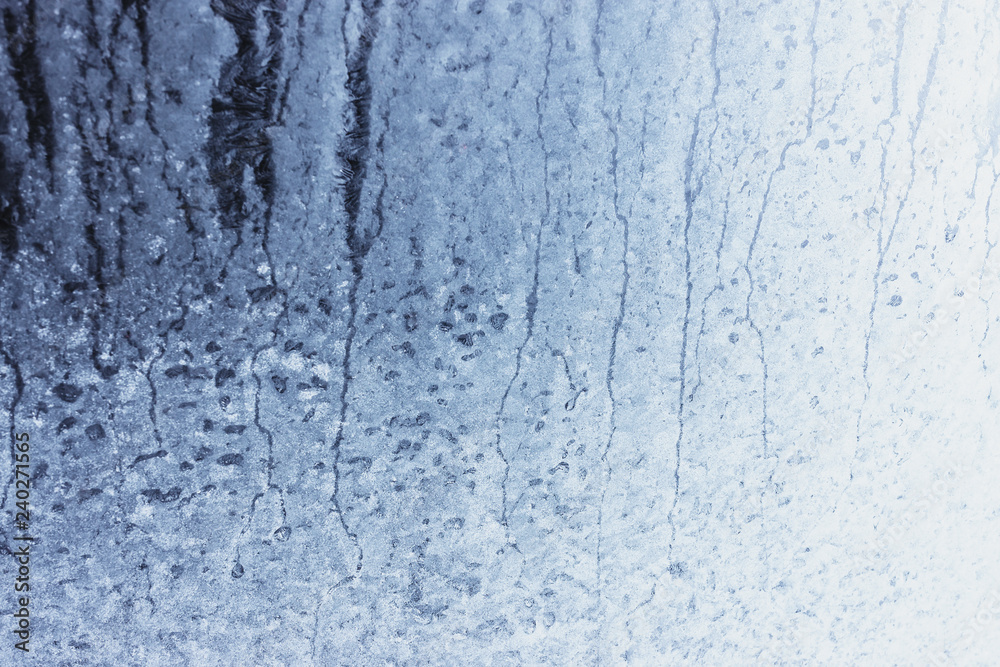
(0, 0, 998, 664)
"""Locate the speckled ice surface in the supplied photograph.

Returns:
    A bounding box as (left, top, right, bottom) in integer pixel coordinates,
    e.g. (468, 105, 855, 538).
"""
(0, 0, 998, 664)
